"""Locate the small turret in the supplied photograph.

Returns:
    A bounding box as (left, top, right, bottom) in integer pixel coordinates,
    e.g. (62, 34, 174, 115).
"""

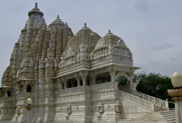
(28, 3, 44, 17)
(49, 15, 65, 29)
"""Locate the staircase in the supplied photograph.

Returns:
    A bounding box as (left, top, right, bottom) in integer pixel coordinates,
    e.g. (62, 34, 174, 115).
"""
(117, 90, 176, 123)
(136, 91, 169, 111)
(117, 110, 176, 123)
(118, 90, 169, 111)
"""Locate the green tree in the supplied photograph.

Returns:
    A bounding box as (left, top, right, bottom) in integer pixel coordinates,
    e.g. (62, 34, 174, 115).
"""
(117, 76, 129, 86)
(136, 73, 173, 100)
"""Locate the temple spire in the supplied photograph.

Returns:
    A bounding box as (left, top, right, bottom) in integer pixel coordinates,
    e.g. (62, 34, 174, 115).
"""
(35, 2, 38, 9)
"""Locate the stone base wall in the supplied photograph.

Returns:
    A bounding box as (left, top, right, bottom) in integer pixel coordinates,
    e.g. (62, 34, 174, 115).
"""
(0, 82, 155, 123)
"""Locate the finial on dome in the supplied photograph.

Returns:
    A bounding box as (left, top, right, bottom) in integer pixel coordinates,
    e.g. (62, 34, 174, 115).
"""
(57, 15, 60, 19)
(109, 29, 111, 33)
(35, 2, 38, 9)
(107, 29, 113, 34)
(66, 22, 68, 26)
(84, 23, 87, 27)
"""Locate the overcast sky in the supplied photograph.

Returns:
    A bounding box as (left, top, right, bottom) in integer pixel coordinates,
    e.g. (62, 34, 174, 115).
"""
(0, 0, 182, 84)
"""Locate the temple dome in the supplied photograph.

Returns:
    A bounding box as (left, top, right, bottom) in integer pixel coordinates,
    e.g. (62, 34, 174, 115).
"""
(49, 15, 66, 29)
(60, 23, 100, 62)
(94, 30, 127, 50)
(28, 3, 44, 17)
(50, 15, 64, 25)
(63, 23, 100, 55)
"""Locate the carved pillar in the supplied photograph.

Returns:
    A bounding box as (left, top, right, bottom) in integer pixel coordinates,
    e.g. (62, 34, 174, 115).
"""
(91, 75, 97, 85)
(82, 77, 87, 86)
(44, 58, 54, 122)
(22, 82, 26, 92)
(79, 71, 88, 86)
(109, 71, 116, 82)
(57, 78, 62, 89)
(61, 78, 67, 89)
(76, 78, 80, 87)
(74, 73, 80, 87)
(64, 82, 67, 89)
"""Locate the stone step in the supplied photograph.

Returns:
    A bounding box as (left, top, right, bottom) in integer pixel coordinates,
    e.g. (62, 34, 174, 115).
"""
(117, 110, 176, 123)
(117, 120, 167, 123)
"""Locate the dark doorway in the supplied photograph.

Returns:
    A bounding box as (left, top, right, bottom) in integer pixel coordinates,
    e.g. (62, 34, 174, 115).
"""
(7, 91, 11, 97)
(27, 85, 31, 92)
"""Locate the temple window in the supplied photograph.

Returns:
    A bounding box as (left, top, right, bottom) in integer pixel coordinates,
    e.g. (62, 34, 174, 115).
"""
(7, 90, 11, 97)
(27, 84, 31, 92)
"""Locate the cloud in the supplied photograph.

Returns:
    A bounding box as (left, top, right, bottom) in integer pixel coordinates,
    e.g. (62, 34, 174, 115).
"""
(151, 43, 176, 51)
(169, 57, 179, 62)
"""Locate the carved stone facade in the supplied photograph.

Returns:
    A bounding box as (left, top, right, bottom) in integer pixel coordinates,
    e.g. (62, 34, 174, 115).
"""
(0, 3, 169, 123)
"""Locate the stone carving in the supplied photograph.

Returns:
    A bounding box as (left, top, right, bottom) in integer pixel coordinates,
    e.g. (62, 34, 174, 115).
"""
(97, 102, 104, 114)
(115, 99, 122, 113)
(66, 105, 72, 115)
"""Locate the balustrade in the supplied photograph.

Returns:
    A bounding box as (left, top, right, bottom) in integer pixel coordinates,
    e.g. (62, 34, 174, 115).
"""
(137, 91, 169, 109)
(118, 90, 154, 110)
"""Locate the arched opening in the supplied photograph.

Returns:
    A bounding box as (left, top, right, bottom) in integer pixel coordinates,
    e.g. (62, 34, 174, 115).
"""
(116, 76, 129, 86)
(67, 82, 72, 88)
(96, 73, 111, 84)
(86, 78, 90, 86)
(27, 84, 31, 92)
(7, 91, 11, 97)
(73, 80, 77, 87)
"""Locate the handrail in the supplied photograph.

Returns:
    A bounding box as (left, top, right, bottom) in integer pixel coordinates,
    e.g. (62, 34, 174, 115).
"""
(118, 90, 154, 110)
(137, 91, 169, 109)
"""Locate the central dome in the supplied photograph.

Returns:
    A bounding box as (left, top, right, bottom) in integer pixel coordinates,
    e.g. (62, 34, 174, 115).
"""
(94, 30, 126, 50)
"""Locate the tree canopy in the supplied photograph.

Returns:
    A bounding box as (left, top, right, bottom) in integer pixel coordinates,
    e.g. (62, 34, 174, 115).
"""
(135, 73, 173, 100)
(116, 76, 129, 86)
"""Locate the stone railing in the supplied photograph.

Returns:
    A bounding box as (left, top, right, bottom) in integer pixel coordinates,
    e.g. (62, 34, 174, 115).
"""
(16, 92, 32, 99)
(137, 91, 169, 110)
(55, 82, 118, 103)
(118, 90, 154, 110)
